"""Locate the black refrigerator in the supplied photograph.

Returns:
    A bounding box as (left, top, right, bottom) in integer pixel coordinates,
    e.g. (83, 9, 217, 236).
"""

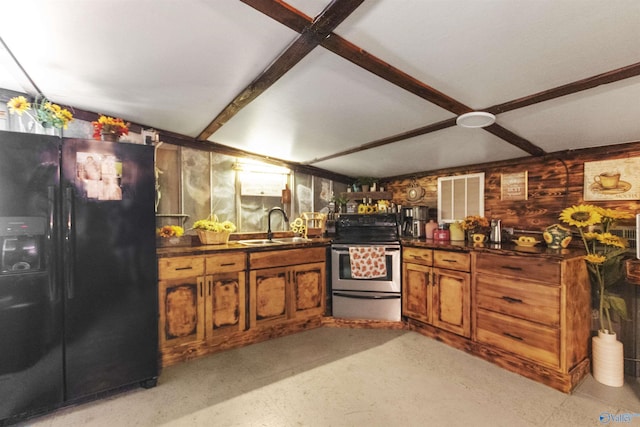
(0, 131, 158, 424)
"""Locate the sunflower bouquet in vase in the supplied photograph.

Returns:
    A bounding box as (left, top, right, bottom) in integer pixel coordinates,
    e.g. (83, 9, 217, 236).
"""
(559, 204, 634, 387)
(559, 204, 632, 333)
(7, 95, 74, 133)
(92, 115, 129, 141)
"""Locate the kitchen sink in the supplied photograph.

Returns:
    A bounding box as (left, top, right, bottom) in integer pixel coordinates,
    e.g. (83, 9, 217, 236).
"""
(272, 237, 312, 244)
(236, 237, 312, 246)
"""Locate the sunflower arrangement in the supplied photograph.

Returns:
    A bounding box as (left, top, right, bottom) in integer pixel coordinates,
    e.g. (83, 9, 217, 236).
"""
(192, 214, 236, 245)
(92, 115, 130, 139)
(559, 204, 634, 333)
(460, 215, 489, 231)
(7, 95, 74, 129)
(192, 217, 236, 233)
(156, 225, 184, 238)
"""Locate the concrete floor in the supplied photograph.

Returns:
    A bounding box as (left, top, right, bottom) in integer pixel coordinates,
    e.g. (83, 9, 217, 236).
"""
(18, 328, 640, 427)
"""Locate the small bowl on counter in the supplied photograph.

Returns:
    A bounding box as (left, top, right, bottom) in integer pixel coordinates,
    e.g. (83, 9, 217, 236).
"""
(512, 236, 541, 247)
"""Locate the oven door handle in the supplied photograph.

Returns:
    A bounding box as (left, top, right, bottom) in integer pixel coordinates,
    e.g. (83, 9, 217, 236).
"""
(333, 292, 401, 300)
(331, 246, 400, 252)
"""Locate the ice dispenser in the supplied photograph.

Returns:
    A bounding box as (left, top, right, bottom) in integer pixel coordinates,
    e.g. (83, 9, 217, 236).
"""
(0, 217, 45, 274)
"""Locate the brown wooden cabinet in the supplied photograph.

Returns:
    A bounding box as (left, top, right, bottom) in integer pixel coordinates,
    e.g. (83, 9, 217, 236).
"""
(249, 247, 326, 329)
(158, 252, 247, 365)
(402, 247, 471, 337)
(472, 251, 591, 391)
(204, 253, 246, 340)
(158, 256, 206, 349)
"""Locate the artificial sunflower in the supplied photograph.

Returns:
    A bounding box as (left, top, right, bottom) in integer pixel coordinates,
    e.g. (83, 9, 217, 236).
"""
(558, 204, 601, 228)
(559, 203, 631, 333)
(7, 96, 30, 115)
(157, 225, 184, 238)
(595, 233, 627, 249)
(584, 254, 607, 264)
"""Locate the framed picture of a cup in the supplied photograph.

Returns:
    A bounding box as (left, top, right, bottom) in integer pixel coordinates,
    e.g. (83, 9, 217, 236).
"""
(583, 158, 640, 201)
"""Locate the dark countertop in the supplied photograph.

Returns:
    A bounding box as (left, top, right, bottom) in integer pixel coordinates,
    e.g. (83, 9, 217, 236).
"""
(157, 234, 584, 261)
(157, 237, 332, 258)
(401, 237, 586, 260)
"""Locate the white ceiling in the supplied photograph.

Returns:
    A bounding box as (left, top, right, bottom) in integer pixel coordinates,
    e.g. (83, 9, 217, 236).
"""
(1, 0, 639, 179)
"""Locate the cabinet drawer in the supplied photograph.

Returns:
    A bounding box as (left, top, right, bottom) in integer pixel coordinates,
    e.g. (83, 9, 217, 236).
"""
(402, 247, 433, 266)
(206, 252, 246, 273)
(250, 247, 326, 270)
(476, 308, 560, 368)
(158, 256, 205, 280)
(475, 253, 560, 283)
(434, 250, 470, 272)
(476, 273, 560, 327)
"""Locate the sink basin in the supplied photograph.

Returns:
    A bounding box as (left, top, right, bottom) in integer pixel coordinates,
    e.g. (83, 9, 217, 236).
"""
(236, 237, 312, 246)
(272, 237, 312, 244)
(236, 239, 282, 246)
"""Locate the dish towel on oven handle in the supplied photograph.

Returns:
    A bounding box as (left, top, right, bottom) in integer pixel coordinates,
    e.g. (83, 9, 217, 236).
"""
(348, 246, 387, 279)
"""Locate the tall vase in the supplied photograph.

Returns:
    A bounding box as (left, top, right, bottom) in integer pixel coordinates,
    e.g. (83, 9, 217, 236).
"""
(592, 330, 624, 387)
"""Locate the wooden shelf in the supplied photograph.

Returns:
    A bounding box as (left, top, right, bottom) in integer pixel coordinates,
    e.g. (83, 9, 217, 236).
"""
(341, 191, 392, 200)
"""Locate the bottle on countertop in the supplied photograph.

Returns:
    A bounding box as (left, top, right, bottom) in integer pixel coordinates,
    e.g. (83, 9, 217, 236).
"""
(425, 220, 438, 239)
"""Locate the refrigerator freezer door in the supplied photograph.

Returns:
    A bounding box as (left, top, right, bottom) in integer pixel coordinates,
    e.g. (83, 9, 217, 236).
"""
(0, 131, 64, 421)
(61, 139, 158, 400)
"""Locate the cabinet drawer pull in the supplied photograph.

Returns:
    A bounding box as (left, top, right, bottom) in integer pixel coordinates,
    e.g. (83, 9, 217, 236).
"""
(442, 258, 458, 263)
(500, 265, 523, 271)
(220, 262, 236, 266)
(501, 296, 523, 304)
(175, 266, 193, 271)
(503, 332, 524, 341)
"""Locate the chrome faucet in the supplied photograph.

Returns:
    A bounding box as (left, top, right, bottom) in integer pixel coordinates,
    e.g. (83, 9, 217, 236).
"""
(267, 207, 289, 241)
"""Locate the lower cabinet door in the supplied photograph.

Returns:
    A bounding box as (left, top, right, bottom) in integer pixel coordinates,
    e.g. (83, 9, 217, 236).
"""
(158, 277, 205, 348)
(290, 262, 325, 318)
(432, 268, 470, 337)
(402, 262, 432, 324)
(250, 267, 288, 327)
(205, 272, 246, 338)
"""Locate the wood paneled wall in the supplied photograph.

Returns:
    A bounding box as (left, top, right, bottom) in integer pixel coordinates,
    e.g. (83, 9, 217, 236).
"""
(383, 141, 640, 231)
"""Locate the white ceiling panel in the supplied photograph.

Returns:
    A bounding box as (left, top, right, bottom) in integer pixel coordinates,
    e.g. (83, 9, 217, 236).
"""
(1, 0, 298, 137)
(210, 47, 454, 162)
(312, 127, 528, 178)
(498, 76, 640, 152)
(0, 1, 638, 179)
(334, 0, 640, 108)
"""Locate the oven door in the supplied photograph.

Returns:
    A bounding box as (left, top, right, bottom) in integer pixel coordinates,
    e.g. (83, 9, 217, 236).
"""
(332, 290, 401, 321)
(331, 244, 401, 293)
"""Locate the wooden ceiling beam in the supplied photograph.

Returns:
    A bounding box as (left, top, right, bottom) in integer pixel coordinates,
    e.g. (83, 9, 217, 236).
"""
(485, 62, 640, 115)
(240, 1, 541, 159)
(306, 118, 458, 164)
(198, 0, 364, 140)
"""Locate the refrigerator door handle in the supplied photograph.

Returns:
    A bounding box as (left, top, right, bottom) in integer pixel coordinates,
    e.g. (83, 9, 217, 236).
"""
(64, 186, 75, 299)
(47, 185, 57, 301)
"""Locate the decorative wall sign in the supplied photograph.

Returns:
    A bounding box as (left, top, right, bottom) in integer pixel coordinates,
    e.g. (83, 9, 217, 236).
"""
(584, 158, 640, 201)
(501, 171, 528, 201)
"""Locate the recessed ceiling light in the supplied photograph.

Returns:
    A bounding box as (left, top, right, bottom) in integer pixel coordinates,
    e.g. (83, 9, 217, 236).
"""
(456, 112, 496, 128)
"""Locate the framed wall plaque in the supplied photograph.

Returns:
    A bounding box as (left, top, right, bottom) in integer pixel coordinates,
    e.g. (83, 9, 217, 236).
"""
(584, 158, 640, 201)
(501, 171, 528, 201)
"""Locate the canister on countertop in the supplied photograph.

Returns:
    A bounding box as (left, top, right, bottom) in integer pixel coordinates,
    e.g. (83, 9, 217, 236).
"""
(433, 223, 450, 241)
